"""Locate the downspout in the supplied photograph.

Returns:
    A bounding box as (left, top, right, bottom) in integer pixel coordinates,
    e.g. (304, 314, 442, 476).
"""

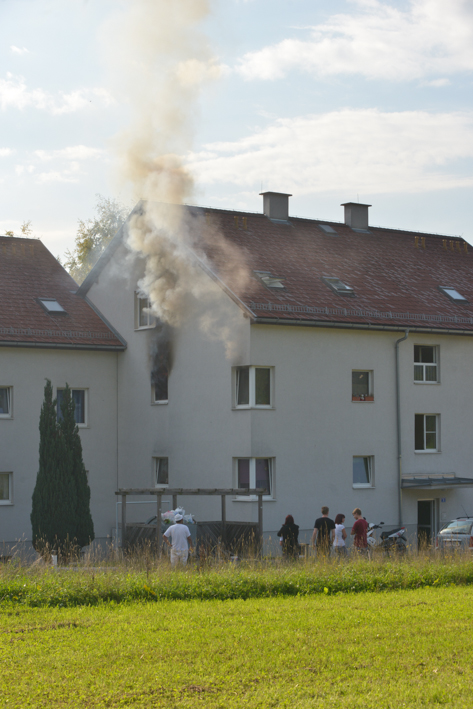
(395, 330, 409, 526)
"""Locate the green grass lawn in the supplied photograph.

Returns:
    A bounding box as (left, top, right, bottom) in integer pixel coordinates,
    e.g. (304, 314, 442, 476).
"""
(2, 586, 473, 708)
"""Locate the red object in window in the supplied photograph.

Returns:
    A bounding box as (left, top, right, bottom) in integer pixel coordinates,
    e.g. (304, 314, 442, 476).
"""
(469, 536, 473, 548)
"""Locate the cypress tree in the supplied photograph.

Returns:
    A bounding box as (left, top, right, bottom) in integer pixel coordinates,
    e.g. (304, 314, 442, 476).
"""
(31, 380, 76, 555)
(58, 384, 95, 548)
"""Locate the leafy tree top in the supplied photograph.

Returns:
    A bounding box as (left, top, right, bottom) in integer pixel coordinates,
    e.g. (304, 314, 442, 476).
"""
(64, 195, 129, 284)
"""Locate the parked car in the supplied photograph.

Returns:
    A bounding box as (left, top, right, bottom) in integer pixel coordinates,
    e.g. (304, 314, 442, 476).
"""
(436, 518, 473, 551)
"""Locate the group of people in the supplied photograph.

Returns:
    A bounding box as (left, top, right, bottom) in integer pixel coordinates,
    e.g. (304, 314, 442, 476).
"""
(277, 506, 369, 559)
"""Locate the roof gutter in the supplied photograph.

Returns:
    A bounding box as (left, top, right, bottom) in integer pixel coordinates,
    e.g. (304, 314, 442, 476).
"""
(252, 317, 473, 336)
(0, 341, 125, 351)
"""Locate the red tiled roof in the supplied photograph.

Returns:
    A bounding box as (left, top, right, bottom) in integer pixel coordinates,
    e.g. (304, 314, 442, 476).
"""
(0, 236, 125, 349)
(193, 209, 473, 333)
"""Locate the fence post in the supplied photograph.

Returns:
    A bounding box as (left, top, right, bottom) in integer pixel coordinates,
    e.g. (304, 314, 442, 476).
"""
(257, 493, 263, 557)
(172, 494, 177, 510)
(121, 494, 127, 552)
(157, 492, 162, 558)
(221, 494, 226, 549)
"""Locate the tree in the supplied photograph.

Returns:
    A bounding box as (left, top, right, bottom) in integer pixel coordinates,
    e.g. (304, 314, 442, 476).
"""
(58, 385, 94, 549)
(64, 195, 128, 284)
(31, 380, 76, 556)
(5, 221, 36, 238)
(30, 381, 95, 557)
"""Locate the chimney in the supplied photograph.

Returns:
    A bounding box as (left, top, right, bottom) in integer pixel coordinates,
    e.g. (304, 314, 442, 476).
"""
(341, 202, 371, 230)
(260, 191, 292, 221)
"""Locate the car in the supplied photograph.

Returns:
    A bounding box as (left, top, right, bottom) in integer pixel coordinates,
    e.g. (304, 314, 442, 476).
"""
(436, 517, 473, 551)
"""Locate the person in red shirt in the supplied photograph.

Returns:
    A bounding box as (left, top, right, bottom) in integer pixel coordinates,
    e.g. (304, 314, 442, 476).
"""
(351, 508, 369, 555)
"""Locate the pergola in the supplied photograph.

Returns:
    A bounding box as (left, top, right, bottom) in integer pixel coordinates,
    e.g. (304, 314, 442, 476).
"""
(115, 487, 266, 555)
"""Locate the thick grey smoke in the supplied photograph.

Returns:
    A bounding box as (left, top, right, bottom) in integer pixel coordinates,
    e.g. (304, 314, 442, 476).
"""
(101, 0, 250, 350)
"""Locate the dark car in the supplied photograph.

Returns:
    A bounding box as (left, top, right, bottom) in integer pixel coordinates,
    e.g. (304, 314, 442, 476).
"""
(436, 518, 473, 551)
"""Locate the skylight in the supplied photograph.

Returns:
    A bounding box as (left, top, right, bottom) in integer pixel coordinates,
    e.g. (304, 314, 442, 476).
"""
(254, 271, 285, 289)
(319, 224, 337, 235)
(38, 298, 66, 313)
(323, 277, 354, 296)
(439, 287, 468, 303)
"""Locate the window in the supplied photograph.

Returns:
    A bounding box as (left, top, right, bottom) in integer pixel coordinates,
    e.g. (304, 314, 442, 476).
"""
(154, 457, 169, 486)
(134, 293, 155, 329)
(38, 298, 66, 313)
(353, 457, 374, 487)
(322, 277, 354, 296)
(152, 373, 168, 403)
(352, 371, 373, 401)
(254, 271, 285, 289)
(415, 414, 439, 452)
(235, 367, 272, 408)
(319, 224, 337, 235)
(235, 458, 273, 499)
(57, 389, 87, 426)
(414, 346, 438, 383)
(0, 387, 12, 418)
(439, 286, 468, 303)
(0, 473, 12, 504)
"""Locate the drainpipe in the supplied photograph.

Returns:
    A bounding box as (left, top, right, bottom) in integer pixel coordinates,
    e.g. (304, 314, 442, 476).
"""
(395, 330, 409, 526)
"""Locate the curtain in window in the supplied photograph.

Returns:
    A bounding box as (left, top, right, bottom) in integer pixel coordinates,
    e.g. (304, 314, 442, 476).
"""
(236, 368, 249, 406)
(237, 459, 250, 489)
(0, 473, 10, 501)
(0, 388, 10, 415)
(255, 458, 271, 493)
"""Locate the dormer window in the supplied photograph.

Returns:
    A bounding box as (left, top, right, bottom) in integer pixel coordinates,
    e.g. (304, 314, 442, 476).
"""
(319, 224, 337, 235)
(38, 298, 66, 313)
(323, 277, 354, 296)
(254, 271, 285, 289)
(439, 286, 468, 303)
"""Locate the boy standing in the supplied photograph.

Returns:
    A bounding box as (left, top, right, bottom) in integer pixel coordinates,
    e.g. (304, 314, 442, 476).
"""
(311, 506, 335, 554)
(351, 508, 369, 554)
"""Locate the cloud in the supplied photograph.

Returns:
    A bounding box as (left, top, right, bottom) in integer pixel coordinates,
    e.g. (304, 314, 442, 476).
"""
(236, 0, 473, 82)
(10, 46, 29, 55)
(0, 73, 115, 113)
(33, 145, 106, 162)
(187, 109, 473, 195)
(12, 144, 108, 184)
(0, 148, 14, 157)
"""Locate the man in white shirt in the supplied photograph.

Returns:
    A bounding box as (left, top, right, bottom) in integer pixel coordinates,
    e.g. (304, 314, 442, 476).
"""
(163, 514, 194, 566)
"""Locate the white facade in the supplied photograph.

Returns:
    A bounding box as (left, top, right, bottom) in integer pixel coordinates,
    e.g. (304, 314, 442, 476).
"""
(86, 247, 473, 544)
(0, 347, 119, 551)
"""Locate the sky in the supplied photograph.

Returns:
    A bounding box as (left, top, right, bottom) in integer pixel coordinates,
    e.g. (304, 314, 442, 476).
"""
(1, 0, 473, 258)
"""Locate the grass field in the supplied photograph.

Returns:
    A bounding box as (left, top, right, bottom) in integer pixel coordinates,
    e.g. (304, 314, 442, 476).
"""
(2, 586, 473, 708)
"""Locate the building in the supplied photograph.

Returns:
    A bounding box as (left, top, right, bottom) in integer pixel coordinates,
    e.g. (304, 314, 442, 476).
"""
(81, 193, 473, 545)
(0, 236, 125, 553)
(3, 192, 473, 551)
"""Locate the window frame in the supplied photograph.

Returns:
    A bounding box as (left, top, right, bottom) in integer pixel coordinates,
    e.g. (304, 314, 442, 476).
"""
(153, 457, 169, 488)
(352, 371, 374, 401)
(415, 414, 440, 453)
(56, 388, 88, 428)
(0, 472, 13, 505)
(322, 276, 355, 297)
(438, 286, 468, 304)
(234, 457, 274, 501)
(134, 292, 156, 330)
(414, 345, 439, 384)
(0, 386, 13, 419)
(233, 366, 273, 409)
(152, 377, 169, 405)
(352, 456, 374, 488)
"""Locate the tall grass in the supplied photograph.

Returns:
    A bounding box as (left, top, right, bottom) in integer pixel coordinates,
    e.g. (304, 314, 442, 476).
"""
(1, 546, 473, 607)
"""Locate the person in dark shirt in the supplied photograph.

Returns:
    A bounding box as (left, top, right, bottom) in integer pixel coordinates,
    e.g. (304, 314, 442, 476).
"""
(311, 506, 335, 555)
(277, 515, 300, 559)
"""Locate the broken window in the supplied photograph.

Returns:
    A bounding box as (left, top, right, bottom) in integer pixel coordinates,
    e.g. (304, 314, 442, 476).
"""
(154, 457, 169, 486)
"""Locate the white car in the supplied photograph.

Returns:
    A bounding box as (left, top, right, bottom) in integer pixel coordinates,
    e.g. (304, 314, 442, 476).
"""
(436, 518, 473, 551)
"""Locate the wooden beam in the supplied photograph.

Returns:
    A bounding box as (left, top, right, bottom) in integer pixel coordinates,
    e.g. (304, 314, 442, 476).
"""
(121, 494, 127, 552)
(116, 488, 266, 496)
(157, 492, 162, 559)
(257, 494, 263, 557)
(221, 494, 226, 548)
(172, 493, 177, 509)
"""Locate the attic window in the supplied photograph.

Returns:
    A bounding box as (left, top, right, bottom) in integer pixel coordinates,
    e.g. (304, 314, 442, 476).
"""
(319, 224, 337, 235)
(439, 286, 468, 303)
(38, 298, 66, 313)
(323, 276, 354, 296)
(254, 271, 285, 289)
